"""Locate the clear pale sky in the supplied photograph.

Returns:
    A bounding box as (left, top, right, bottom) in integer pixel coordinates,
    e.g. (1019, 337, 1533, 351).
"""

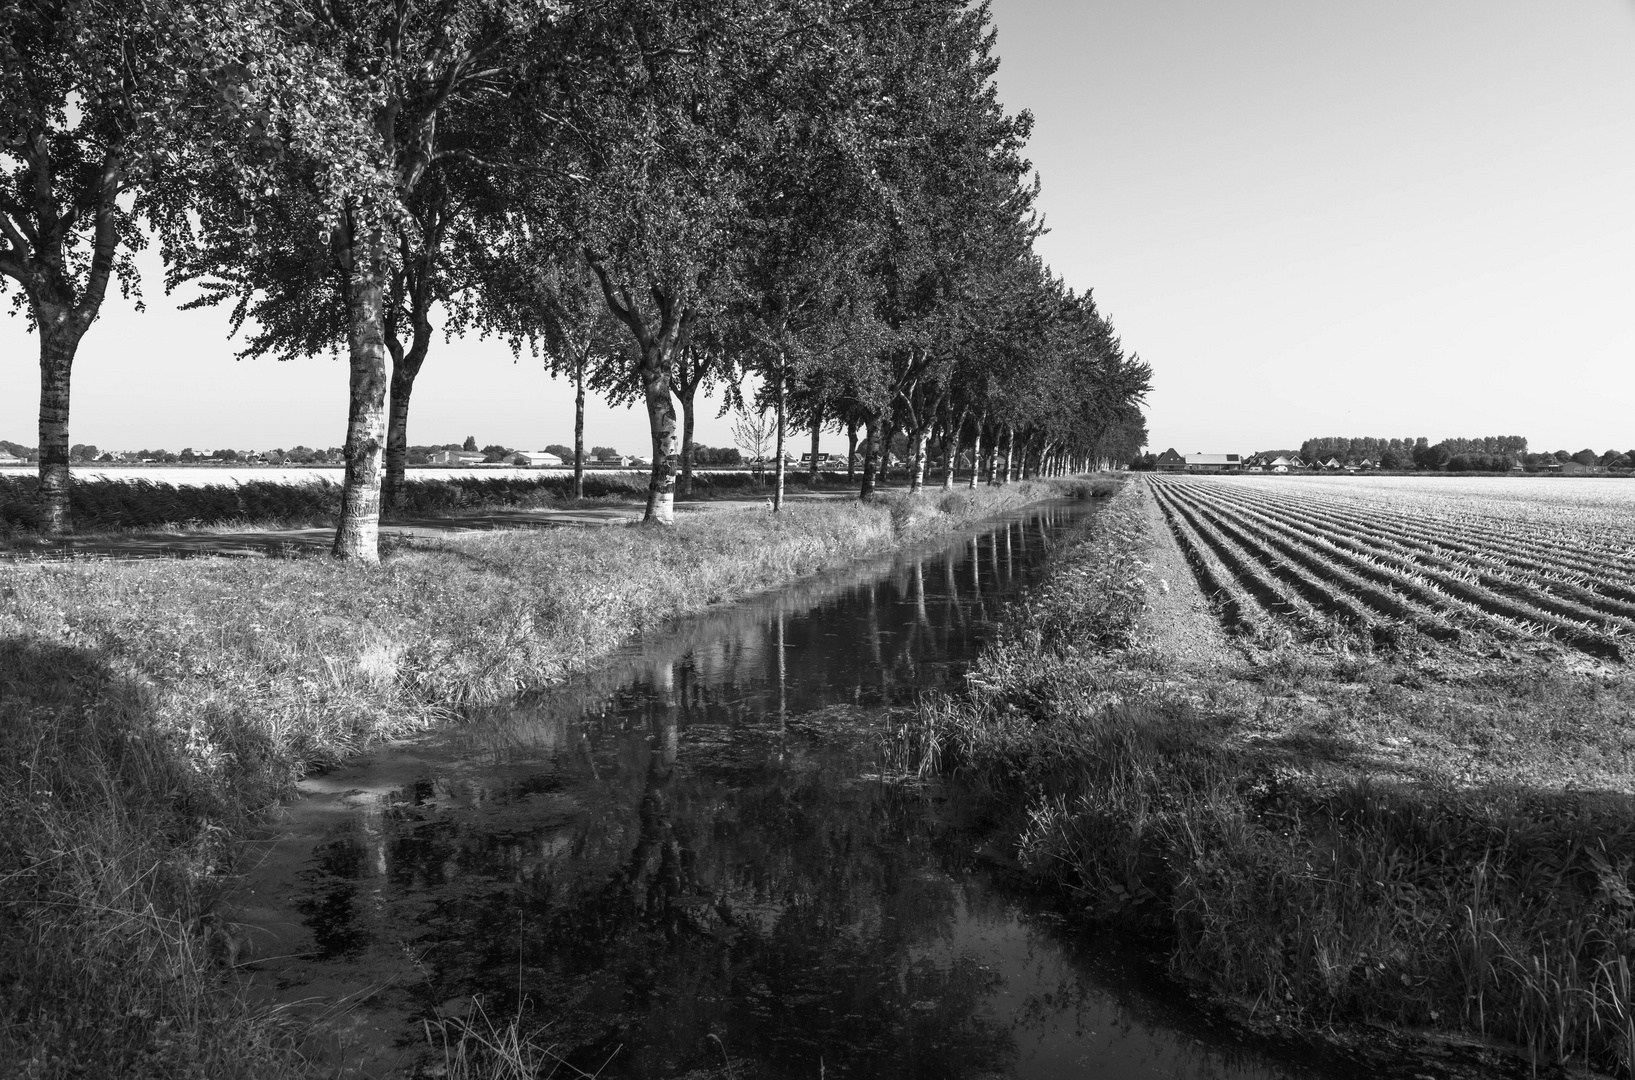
(4, 1, 1633, 456)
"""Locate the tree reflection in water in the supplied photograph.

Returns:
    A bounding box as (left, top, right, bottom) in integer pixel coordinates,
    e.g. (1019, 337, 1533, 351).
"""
(270, 503, 1341, 1080)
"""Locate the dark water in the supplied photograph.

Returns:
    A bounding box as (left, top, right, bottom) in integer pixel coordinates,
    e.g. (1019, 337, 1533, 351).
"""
(237, 502, 1351, 1078)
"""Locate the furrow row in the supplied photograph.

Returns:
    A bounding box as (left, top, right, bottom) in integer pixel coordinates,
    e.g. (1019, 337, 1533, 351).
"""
(1150, 485, 1268, 636)
(1156, 490, 1341, 640)
(1190, 484, 1635, 636)
(1176, 482, 1618, 653)
(1208, 483, 1635, 609)
(1151, 478, 1625, 659)
(1164, 486, 1474, 645)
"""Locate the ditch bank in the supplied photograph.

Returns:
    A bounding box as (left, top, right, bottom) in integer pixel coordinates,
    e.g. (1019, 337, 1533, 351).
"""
(0, 479, 1100, 1077)
(896, 478, 1635, 1080)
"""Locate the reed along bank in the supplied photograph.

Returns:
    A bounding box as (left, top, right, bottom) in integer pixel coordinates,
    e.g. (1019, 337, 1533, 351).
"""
(896, 478, 1635, 1078)
(0, 479, 1098, 1078)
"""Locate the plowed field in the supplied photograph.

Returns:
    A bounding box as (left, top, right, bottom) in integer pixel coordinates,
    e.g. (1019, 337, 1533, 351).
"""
(1148, 474, 1635, 659)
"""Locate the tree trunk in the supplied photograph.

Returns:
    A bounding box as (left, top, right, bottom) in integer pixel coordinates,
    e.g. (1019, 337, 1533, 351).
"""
(941, 408, 964, 491)
(773, 362, 786, 512)
(1000, 426, 1014, 484)
(808, 404, 822, 486)
(640, 341, 681, 525)
(583, 254, 685, 525)
(35, 316, 82, 535)
(846, 418, 858, 481)
(968, 423, 982, 490)
(333, 227, 390, 562)
(859, 415, 880, 500)
(679, 391, 696, 497)
(908, 423, 928, 494)
(573, 356, 586, 500)
(382, 323, 429, 514)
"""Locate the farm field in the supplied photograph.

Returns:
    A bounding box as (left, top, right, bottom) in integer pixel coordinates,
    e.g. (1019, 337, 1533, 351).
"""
(1149, 473, 1635, 660)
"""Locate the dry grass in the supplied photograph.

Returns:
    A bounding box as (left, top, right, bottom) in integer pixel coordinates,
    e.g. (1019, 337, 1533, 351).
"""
(896, 481, 1635, 1076)
(0, 479, 1080, 1077)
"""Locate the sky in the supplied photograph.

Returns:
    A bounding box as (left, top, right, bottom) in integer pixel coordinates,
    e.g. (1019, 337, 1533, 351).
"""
(4, 1, 1634, 457)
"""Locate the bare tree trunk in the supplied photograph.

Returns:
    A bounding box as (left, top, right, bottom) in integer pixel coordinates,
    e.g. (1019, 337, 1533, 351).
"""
(676, 343, 709, 498)
(941, 408, 964, 491)
(334, 227, 390, 562)
(846, 418, 858, 481)
(584, 253, 686, 525)
(859, 415, 881, 500)
(679, 389, 697, 497)
(773, 360, 786, 512)
(573, 355, 586, 499)
(640, 344, 680, 525)
(968, 423, 983, 490)
(381, 227, 436, 515)
(808, 403, 822, 486)
(35, 318, 81, 535)
(1000, 426, 1014, 484)
(382, 323, 429, 514)
(908, 424, 928, 494)
(9, 149, 123, 538)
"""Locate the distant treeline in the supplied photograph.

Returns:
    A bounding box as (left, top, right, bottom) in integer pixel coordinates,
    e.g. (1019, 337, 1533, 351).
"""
(1295, 436, 1635, 471)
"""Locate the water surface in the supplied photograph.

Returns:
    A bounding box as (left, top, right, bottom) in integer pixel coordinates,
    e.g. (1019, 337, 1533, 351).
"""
(234, 501, 1357, 1078)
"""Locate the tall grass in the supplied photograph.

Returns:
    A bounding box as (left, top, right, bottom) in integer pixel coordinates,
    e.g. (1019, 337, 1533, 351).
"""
(895, 481, 1635, 1076)
(0, 478, 1082, 1076)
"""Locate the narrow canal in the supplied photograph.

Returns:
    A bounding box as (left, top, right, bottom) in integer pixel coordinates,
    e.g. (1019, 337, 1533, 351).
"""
(233, 500, 1354, 1078)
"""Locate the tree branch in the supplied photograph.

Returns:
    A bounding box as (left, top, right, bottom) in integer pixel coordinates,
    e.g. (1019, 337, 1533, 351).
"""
(75, 150, 126, 323)
(583, 248, 647, 343)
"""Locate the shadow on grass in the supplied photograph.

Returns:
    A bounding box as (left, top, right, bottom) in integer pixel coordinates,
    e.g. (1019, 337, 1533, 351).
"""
(0, 636, 303, 1078)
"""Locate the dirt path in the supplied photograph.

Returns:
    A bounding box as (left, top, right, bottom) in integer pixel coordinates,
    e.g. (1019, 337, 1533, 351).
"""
(3, 491, 855, 561)
(1132, 478, 1241, 672)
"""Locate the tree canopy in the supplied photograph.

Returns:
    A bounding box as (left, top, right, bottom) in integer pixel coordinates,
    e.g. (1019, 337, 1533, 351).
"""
(5, 0, 1153, 557)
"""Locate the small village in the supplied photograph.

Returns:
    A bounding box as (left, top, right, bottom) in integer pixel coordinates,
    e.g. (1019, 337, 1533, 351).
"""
(1151, 448, 1624, 474)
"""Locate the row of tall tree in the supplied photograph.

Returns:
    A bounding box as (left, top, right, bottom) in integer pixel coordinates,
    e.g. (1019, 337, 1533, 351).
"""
(1298, 435, 1530, 466)
(2, 0, 1150, 561)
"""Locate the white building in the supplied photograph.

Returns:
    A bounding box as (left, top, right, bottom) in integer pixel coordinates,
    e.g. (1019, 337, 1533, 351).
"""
(511, 451, 565, 467)
(429, 449, 487, 465)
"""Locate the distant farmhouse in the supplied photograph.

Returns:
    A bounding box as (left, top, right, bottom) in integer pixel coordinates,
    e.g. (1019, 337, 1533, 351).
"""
(1185, 453, 1242, 474)
(428, 449, 486, 466)
(511, 451, 565, 467)
(1153, 449, 1247, 473)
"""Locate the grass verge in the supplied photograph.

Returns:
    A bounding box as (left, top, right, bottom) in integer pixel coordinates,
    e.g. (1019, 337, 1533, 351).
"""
(894, 480, 1635, 1077)
(0, 478, 1093, 1077)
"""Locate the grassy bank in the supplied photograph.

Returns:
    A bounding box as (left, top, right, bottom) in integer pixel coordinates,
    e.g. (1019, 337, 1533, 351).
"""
(0, 479, 1093, 1078)
(898, 480, 1635, 1077)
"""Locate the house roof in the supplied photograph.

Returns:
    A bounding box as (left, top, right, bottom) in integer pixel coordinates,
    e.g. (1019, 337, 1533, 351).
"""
(1185, 453, 1241, 465)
